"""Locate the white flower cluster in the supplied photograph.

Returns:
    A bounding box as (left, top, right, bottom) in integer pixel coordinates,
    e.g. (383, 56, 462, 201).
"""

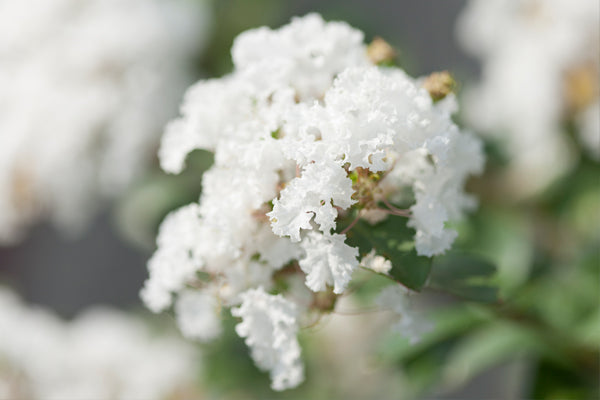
(142, 14, 483, 390)
(0, 288, 198, 400)
(457, 0, 600, 196)
(0, 0, 209, 243)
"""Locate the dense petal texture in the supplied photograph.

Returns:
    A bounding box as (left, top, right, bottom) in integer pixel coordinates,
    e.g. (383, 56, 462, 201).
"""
(143, 14, 483, 390)
(231, 288, 304, 391)
(299, 232, 359, 294)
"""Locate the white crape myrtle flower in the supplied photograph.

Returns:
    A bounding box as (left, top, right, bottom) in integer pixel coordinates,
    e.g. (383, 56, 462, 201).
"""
(360, 249, 393, 275)
(143, 13, 483, 390)
(0, 288, 200, 400)
(141, 203, 205, 312)
(376, 284, 434, 345)
(299, 231, 358, 294)
(270, 161, 356, 241)
(0, 0, 210, 244)
(232, 287, 304, 391)
(457, 0, 600, 196)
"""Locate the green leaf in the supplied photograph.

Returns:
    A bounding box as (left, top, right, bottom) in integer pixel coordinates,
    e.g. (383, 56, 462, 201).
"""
(343, 218, 432, 291)
(377, 305, 497, 398)
(441, 321, 547, 390)
(429, 253, 499, 303)
(531, 358, 600, 400)
(378, 304, 491, 363)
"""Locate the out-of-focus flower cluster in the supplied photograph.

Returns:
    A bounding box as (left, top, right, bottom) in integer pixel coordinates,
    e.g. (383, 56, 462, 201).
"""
(457, 0, 600, 196)
(0, 0, 209, 243)
(0, 288, 200, 400)
(142, 14, 483, 390)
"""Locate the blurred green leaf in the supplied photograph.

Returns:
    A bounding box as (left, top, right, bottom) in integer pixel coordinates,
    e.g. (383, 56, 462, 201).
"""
(344, 218, 432, 290)
(402, 340, 458, 397)
(441, 321, 546, 390)
(429, 253, 499, 303)
(531, 359, 600, 400)
(378, 305, 491, 363)
(349, 269, 394, 305)
(514, 248, 599, 338)
(377, 305, 494, 398)
(450, 206, 535, 296)
(574, 308, 600, 347)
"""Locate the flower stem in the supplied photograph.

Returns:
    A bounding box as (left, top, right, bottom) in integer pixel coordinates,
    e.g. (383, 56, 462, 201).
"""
(382, 197, 411, 217)
(340, 215, 360, 235)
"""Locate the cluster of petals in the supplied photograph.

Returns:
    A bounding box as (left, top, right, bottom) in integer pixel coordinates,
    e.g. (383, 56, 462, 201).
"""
(0, 0, 209, 243)
(231, 287, 304, 391)
(457, 0, 599, 196)
(143, 14, 483, 390)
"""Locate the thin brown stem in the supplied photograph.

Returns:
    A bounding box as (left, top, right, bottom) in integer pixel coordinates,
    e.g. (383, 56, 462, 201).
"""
(340, 215, 360, 235)
(376, 207, 411, 217)
(332, 307, 384, 316)
(382, 197, 411, 217)
(301, 313, 324, 330)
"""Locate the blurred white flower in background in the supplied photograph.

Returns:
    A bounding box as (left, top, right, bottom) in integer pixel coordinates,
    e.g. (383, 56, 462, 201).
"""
(308, 295, 409, 399)
(376, 284, 433, 345)
(457, 0, 600, 197)
(142, 14, 483, 390)
(0, 0, 210, 243)
(0, 288, 200, 400)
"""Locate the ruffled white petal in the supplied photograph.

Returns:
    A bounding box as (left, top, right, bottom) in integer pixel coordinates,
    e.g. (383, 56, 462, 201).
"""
(231, 288, 304, 391)
(299, 232, 358, 294)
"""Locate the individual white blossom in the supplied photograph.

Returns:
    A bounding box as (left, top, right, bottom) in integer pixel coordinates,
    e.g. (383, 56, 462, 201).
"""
(299, 232, 359, 294)
(0, 0, 210, 243)
(376, 285, 434, 345)
(231, 287, 304, 391)
(360, 249, 392, 275)
(269, 162, 355, 241)
(0, 288, 199, 400)
(457, 0, 600, 196)
(359, 208, 389, 225)
(143, 14, 482, 390)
